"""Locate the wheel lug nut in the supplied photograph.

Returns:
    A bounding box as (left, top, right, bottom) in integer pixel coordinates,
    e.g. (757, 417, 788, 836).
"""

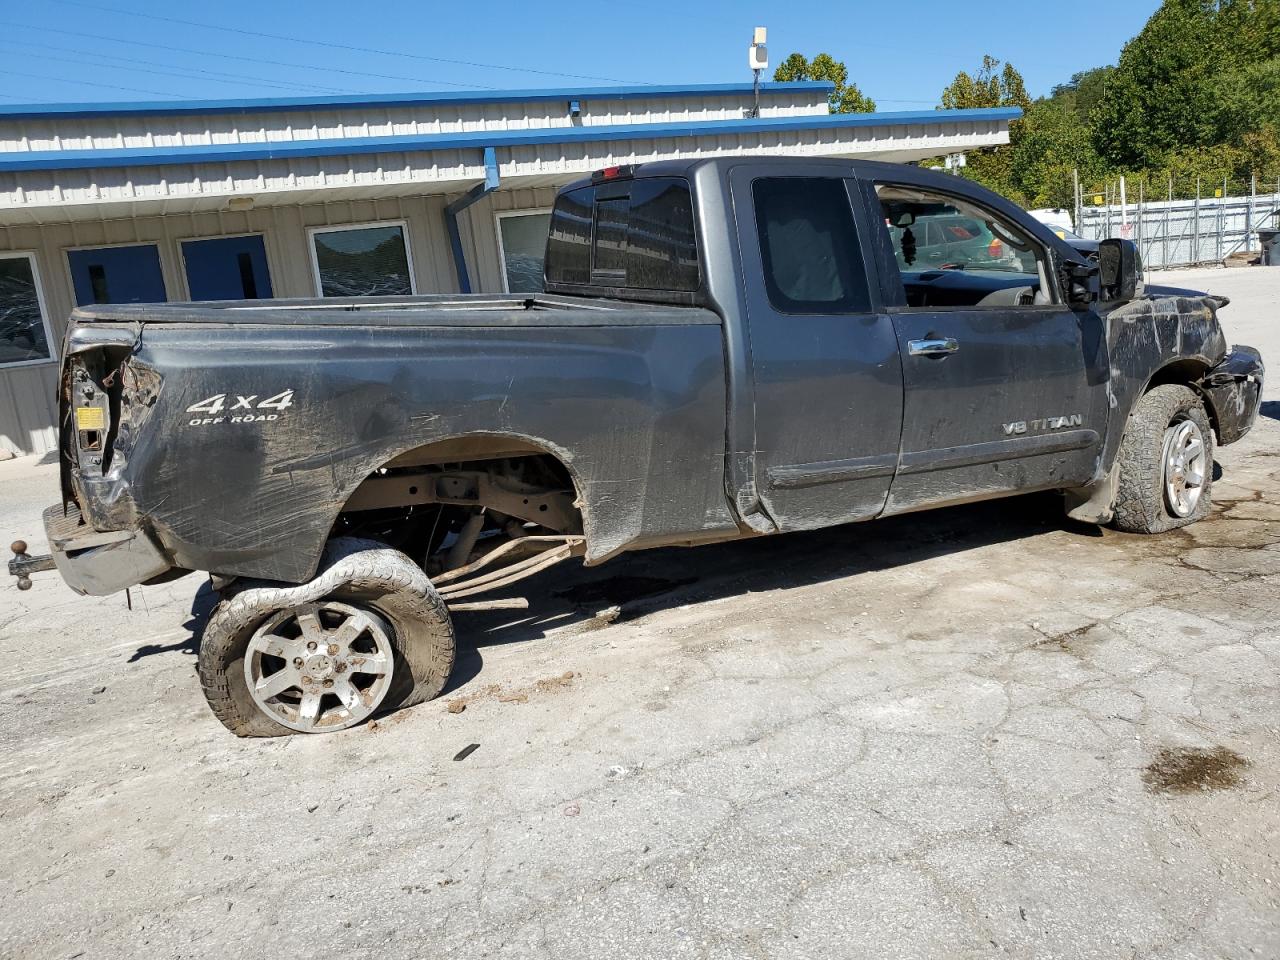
(327, 643, 339, 656)
(335, 662, 347, 673)
(306, 641, 317, 652)
(302, 675, 312, 684)
(293, 657, 303, 668)
(323, 678, 334, 688)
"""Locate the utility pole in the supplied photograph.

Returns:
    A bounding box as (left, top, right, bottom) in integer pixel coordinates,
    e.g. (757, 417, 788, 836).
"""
(1073, 167, 1081, 233)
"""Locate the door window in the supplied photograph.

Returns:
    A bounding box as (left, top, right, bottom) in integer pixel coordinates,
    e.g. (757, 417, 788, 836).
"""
(497, 212, 552, 293)
(182, 234, 274, 301)
(751, 177, 870, 314)
(67, 244, 166, 305)
(0, 253, 54, 366)
(876, 184, 1052, 308)
(310, 222, 413, 297)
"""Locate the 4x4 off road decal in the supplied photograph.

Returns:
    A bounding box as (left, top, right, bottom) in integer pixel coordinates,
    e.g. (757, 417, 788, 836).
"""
(186, 390, 294, 426)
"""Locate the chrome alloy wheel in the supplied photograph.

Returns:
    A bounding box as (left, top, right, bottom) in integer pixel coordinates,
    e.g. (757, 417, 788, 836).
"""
(1162, 418, 1207, 518)
(243, 601, 395, 733)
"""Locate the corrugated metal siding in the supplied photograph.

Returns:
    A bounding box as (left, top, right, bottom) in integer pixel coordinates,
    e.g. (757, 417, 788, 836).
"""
(0, 119, 1007, 218)
(0, 363, 58, 457)
(0, 92, 828, 155)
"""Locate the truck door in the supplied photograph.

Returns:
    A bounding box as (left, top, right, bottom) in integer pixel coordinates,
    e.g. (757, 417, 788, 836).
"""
(729, 167, 905, 531)
(862, 175, 1110, 514)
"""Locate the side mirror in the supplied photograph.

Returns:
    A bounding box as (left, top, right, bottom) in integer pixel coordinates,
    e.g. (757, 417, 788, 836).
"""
(1065, 258, 1099, 305)
(1098, 238, 1142, 301)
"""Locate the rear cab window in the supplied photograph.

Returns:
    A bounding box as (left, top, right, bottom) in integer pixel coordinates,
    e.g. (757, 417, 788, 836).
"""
(751, 177, 871, 314)
(545, 176, 700, 300)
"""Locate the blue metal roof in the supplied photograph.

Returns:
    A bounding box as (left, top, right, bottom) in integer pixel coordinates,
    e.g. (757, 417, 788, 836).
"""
(0, 81, 836, 121)
(0, 108, 1022, 173)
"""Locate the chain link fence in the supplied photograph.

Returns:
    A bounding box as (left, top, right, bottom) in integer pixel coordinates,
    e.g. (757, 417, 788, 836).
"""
(1074, 174, 1280, 269)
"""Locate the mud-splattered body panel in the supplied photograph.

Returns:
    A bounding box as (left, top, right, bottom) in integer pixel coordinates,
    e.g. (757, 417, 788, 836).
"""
(69, 311, 735, 582)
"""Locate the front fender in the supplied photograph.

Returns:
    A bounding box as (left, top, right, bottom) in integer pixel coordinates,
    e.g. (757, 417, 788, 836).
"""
(1200, 345, 1265, 445)
(1096, 293, 1229, 476)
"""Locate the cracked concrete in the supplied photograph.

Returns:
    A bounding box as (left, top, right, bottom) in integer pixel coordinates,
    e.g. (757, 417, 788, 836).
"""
(1, 265, 1278, 959)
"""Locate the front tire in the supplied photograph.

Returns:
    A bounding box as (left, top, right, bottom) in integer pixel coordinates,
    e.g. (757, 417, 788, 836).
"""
(1112, 384, 1214, 534)
(197, 538, 455, 737)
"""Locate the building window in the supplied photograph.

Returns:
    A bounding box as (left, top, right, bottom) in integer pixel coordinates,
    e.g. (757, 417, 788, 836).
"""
(496, 211, 552, 293)
(181, 234, 274, 301)
(67, 243, 167, 305)
(309, 222, 414, 297)
(0, 252, 55, 367)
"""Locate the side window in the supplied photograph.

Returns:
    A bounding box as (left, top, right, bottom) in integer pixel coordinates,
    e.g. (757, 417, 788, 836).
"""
(877, 183, 1052, 308)
(752, 177, 870, 314)
(546, 186, 593, 286)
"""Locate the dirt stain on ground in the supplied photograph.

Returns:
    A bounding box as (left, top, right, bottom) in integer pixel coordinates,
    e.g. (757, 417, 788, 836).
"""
(1143, 746, 1248, 794)
(441, 671, 579, 713)
(1035, 624, 1099, 657)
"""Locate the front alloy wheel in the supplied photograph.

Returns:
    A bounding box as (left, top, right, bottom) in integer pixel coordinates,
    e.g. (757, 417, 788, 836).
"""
(243, 601, 395, 733)
(1162, 418, 1207, 518)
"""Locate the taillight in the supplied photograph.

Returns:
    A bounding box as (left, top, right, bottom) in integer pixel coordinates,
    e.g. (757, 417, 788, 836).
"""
(590, 164, 636, 183)
(987, 238, 1004, 259)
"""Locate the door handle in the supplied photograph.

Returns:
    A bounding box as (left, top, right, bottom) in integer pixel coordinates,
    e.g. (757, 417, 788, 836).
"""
(908, 337, 960, 357)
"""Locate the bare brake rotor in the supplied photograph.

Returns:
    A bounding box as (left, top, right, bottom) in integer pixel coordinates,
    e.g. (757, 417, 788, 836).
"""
(243, 601, 395, 733)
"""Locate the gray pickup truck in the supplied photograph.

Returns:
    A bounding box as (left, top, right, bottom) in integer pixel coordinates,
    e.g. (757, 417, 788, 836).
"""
(11, 157, 1264, 736)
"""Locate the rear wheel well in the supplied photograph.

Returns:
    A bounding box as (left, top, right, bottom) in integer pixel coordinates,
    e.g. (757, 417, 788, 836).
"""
(332, 437, 585, 574)
(1143, 359, 1218, 438)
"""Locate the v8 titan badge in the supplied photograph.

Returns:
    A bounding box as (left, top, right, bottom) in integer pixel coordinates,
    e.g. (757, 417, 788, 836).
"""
(186, 390, 294, 426)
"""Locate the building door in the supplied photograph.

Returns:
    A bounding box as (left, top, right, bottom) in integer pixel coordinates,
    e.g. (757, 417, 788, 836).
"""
(67, 244, 167, 305)
(181, 235, 273, 301)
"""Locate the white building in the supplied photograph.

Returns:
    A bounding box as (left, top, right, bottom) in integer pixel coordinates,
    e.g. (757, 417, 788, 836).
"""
(0, 81, 1019, 455)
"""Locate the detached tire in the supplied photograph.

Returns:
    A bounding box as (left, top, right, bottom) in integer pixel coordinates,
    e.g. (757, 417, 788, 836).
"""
(198, 537, 454, 737)
(1112, 384, 1215, 534)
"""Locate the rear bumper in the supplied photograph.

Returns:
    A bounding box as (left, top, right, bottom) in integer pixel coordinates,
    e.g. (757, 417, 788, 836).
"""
(1202, 346, 1265, 445)
(43, 503, 171, 596)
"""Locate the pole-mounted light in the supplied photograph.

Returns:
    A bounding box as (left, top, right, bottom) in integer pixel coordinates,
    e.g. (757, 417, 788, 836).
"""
(748, 26, 768, 118)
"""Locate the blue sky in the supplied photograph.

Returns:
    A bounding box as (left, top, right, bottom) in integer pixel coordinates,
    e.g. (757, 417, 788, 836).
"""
(1, 0, 1161, 107)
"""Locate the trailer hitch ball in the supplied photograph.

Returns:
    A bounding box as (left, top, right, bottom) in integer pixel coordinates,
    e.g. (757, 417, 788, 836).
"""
(11, 541, 32, 591)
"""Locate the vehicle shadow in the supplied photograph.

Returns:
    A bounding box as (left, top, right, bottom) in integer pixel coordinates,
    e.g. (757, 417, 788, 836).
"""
(129, 489, 1105, 682)
(455, 490, 1085, 653)
(127, 581, 216, 662)
(1260, 400, 1279, 422)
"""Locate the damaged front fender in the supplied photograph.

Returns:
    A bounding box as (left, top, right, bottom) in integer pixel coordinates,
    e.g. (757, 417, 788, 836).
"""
(1199, 345, 1265, 445)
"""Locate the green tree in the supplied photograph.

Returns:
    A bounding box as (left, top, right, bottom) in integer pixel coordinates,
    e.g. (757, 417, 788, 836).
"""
(940, 55, 1031, 115)
(773, 52, 876, 113)
(1091, 0, 1280, 169)
(1048, 66, 1115, 123)
(935, 56, 1032, 202)
(1010, 98, 1106, 208)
